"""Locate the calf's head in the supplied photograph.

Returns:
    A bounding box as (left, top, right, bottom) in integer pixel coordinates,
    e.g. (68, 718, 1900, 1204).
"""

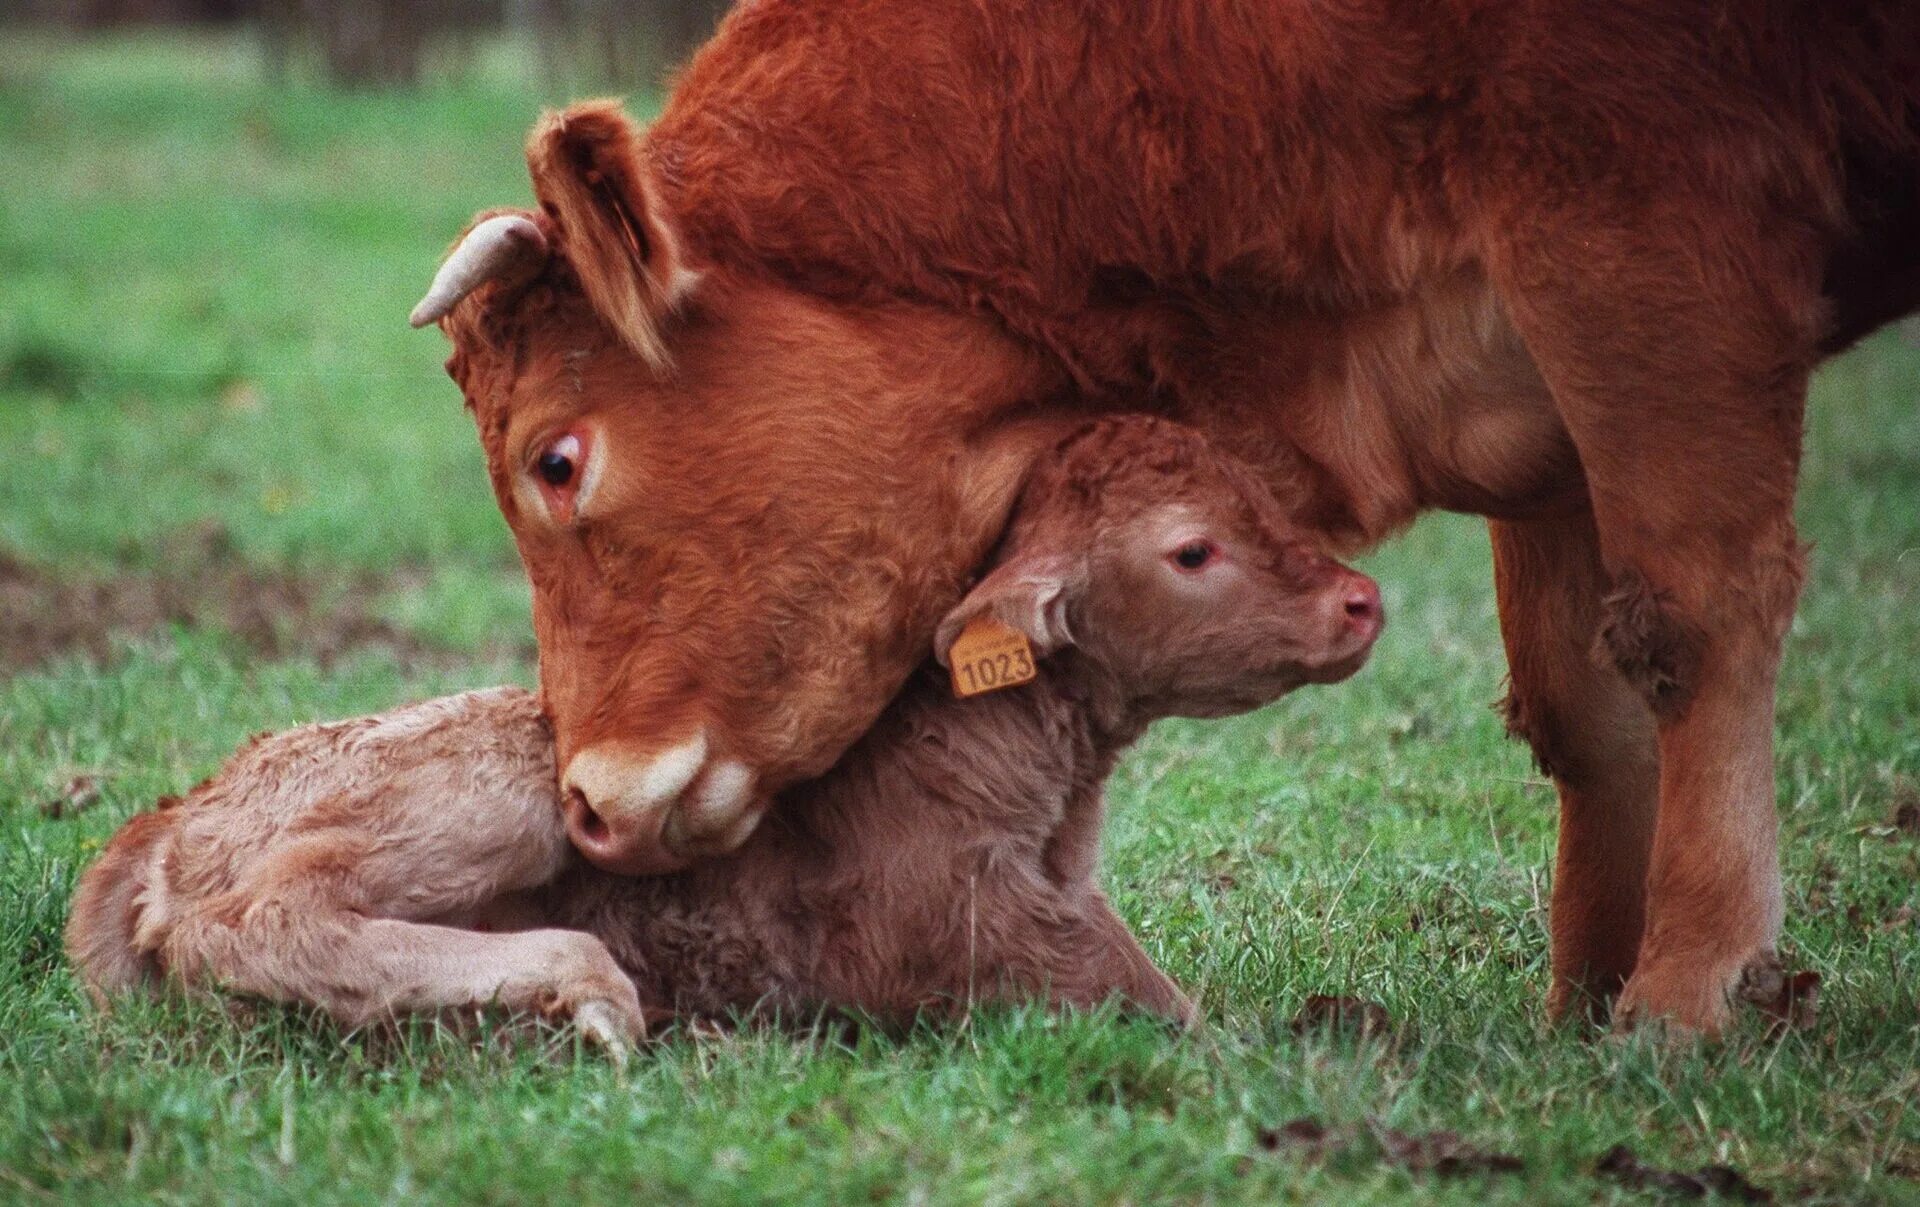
(935, 417, 1382, 717)
(418, 103, 1067, 873)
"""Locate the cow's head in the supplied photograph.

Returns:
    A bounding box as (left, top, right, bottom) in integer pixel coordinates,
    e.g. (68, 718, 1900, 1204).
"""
(418, 102, 1072, 874)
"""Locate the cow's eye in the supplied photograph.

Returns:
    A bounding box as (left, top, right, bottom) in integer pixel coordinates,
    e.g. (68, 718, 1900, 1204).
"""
(1170, 540, 1217, 572)
(536, 434, 581, 487)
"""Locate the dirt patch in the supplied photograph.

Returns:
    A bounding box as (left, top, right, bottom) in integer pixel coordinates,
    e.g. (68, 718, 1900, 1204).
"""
(39, 773, 102, 819)
(1287, 994, 1395, 1040)
(0, 534, 531, 676)
(1257, 1117, 1523, 1179)
(1595, 1144, 1772, 1203)
(1889, 779, 1920, 837)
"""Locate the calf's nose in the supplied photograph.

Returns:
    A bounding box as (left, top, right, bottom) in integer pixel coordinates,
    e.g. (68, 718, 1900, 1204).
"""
(560, 734, 763, 875)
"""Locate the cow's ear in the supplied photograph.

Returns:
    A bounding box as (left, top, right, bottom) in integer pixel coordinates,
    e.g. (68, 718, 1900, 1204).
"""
(934, 553, 1081, 667)
(526, 99, 693, 369)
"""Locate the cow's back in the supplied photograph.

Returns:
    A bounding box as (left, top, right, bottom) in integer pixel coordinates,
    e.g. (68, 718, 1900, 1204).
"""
(659, 0, 1920, 367)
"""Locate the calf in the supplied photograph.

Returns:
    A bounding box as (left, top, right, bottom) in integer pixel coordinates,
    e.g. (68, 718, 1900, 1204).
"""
(66, 417, 1379, 1049)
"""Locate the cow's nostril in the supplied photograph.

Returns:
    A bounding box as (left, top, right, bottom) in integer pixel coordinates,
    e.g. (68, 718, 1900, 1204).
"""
(565, 788, 611, 844)
(579, 809, 610, 843)
(558, 737, 732, 874)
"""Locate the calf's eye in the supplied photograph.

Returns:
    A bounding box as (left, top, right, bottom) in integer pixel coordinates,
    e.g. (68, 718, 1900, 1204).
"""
(537, 434, 581, 487)
(1171, 540, 1217, 572)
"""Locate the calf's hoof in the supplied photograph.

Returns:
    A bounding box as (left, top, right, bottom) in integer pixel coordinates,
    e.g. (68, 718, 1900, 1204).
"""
(570, 999, 641, 1066)
(532, 935, 648, 1064)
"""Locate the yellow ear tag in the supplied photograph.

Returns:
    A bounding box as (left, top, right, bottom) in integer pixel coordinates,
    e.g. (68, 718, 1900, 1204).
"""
(948, 614, 1038, 698)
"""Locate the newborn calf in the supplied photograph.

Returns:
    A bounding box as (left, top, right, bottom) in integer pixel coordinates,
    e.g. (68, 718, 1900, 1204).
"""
(67, 416, 1380, 1049)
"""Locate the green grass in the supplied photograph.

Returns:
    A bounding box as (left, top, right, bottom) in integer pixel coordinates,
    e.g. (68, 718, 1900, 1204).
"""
(3, 32, 1917, 1205)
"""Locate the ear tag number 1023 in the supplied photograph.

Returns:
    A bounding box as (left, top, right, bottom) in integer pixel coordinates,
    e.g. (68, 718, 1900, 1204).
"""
(949, 615, 1038, 698)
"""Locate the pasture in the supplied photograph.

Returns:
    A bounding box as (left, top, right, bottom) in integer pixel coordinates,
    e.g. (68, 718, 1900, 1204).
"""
(2, 33, 1916, 1204)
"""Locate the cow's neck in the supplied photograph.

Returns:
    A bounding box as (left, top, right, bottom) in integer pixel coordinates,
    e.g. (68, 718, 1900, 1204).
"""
(641, 2, 1581, 548)
(1162, 271, 1584, 548)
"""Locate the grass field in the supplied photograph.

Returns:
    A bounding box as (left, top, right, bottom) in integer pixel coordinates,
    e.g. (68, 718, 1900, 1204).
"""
(3, 32, 1917, 1205)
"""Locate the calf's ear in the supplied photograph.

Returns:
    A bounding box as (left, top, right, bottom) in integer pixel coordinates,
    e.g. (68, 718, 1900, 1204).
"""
(934, 554, 1082, 667)
(526, 99, 693, 369)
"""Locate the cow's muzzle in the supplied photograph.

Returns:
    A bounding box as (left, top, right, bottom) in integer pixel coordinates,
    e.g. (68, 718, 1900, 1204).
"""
(560, 733, 765, 874)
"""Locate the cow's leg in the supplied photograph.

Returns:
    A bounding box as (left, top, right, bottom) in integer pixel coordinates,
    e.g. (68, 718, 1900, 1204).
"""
(1490, 511, 1659, 1021)
(1492, 228, 1815, 1034)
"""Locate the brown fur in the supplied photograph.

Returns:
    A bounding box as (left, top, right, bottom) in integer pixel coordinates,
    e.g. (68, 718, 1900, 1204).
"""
(66, 809, 175, 1003)
(427, 1, 1919, 1033)
(1595, 573, 1710, 721)
(67, 418, 1378, 1038)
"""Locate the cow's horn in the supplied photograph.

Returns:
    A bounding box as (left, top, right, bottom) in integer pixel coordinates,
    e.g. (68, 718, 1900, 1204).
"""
(409, 215, 549, 328)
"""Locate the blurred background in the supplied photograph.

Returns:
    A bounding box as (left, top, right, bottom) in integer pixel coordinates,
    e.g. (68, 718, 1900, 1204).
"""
(0, 4, 744, 686)
(7, 0, 731, 91)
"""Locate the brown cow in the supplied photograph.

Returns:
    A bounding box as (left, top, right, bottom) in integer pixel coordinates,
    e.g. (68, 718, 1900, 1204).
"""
(411, 1, 1920, 1034)
(66, 417, 1381, 1049)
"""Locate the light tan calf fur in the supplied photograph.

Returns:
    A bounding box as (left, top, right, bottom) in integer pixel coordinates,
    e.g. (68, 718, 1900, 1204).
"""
(64, 688, 647, 1052)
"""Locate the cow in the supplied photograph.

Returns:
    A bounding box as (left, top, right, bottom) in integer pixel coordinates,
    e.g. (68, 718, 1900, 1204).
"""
(65, 417, 1382, 1050)
(409, 0, 1920, 1035)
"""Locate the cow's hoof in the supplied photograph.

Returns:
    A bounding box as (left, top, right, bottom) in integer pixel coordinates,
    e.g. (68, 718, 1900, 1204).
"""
(1613, 948, 1778, 1039)
(1546, 975, 1627, 1029)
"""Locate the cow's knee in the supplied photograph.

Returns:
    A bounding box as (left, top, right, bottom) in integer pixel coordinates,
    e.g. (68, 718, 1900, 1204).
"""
(1593, 542, 1804, 720)
(1594, 572, 1707, 720)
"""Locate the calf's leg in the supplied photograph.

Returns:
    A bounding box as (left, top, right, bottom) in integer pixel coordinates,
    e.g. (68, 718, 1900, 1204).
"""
(160, 836, 649, 1056)
(168, 908, 647, 1055)
(1490, 511, 1660, 1021)
(1035, 896, 1196, 1026)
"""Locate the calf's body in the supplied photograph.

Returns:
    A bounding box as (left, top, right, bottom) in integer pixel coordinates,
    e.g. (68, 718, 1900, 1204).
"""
(546, 656, 1187, 1022)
